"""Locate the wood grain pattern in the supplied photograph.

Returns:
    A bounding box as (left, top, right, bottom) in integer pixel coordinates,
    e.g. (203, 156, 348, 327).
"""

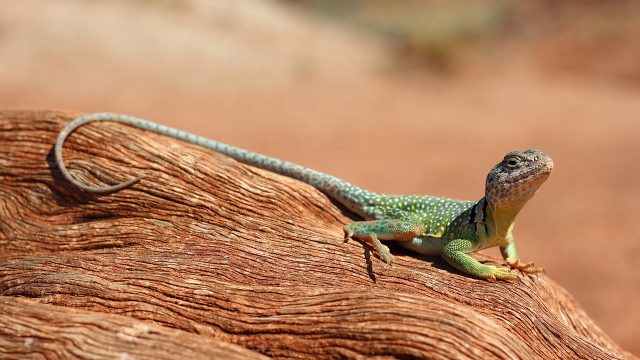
(0, 297, 268, 360)
(0, 110, 634, 359)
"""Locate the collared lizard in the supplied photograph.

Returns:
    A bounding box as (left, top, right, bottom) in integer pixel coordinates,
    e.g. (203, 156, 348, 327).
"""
(55, 113, 552, 281)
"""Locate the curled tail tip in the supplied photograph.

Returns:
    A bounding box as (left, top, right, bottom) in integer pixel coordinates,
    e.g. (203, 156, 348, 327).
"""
(73, 176, 142, 194)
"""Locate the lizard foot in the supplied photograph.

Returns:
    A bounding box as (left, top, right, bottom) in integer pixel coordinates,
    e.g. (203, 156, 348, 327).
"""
(343, 225, 393, 266)
(479, 265, 518, 282)
(367, 233, 393, 267)
(343, 227, 353, 243)
(505, 258, 544, 275)
(379, 246, 393, 268)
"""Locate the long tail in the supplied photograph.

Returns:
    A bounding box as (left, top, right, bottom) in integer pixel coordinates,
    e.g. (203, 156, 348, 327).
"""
(55, 112, 375, 215)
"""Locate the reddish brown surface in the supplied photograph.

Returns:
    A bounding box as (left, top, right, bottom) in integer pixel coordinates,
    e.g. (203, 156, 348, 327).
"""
(1, 1, 639, 356)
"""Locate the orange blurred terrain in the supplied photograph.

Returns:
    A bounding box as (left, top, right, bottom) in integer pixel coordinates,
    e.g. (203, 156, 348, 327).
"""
(1, 0, 639, 355)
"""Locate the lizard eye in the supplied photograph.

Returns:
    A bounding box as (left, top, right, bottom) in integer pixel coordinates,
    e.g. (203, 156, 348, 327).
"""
(506, 158, 518, 167)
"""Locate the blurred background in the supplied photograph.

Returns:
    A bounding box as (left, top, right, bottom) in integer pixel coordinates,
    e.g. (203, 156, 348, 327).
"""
(1, 0, 639, 354)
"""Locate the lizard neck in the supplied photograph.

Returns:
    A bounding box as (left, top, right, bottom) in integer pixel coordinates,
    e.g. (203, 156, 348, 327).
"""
(484, 196, 530, 239)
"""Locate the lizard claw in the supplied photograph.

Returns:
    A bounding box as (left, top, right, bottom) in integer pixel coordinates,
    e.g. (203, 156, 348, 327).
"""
(505, 258, 544, 275)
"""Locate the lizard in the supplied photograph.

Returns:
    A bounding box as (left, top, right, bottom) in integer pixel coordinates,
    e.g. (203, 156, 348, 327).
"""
(55, 112, 553, 282)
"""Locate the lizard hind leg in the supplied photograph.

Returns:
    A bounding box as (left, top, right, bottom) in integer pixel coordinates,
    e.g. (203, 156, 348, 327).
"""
(343, 219, 426, 266)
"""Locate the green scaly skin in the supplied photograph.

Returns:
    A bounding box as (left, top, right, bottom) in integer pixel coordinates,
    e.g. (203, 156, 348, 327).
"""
(55, 113, 553, 282)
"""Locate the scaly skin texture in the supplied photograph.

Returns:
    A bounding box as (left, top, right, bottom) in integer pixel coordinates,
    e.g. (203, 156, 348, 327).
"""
(55, 113, 553, 281)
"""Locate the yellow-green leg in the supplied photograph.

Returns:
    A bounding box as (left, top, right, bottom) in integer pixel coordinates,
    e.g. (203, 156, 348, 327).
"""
(343, 219, 426, 265)
(443, 239, 517, 282)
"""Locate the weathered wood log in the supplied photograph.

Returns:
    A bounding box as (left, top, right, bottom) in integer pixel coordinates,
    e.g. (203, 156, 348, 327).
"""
(0, 110, 634, 359)
(0, 296, 267, 360)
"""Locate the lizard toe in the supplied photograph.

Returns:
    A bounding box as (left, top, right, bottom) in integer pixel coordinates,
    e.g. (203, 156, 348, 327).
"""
(506, 258, 543, 275)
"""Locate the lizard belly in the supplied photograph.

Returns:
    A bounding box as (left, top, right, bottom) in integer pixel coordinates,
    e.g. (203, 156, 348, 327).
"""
(398, 236, 446, 256)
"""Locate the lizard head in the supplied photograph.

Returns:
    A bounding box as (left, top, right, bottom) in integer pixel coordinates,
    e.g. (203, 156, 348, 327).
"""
(485, 149, 553, 206)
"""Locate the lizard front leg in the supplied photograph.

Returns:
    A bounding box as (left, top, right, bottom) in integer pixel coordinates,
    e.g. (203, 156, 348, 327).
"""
(500, 238, 543, 275)
(344, 219, 426, 266)
(443, 239, 517, 282)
